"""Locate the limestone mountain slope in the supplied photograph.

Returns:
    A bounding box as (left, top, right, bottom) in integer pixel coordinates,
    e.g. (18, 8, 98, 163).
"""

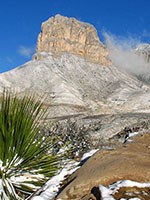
(0, 15, 150, 140)
(135, 43, 150, 62)
(0, 52, 150, 116)
(134, 43, 150, 83)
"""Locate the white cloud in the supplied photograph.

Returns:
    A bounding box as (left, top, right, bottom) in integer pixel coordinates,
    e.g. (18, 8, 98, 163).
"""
(18, 46, 34, 58)
(103, 32, 150, 76)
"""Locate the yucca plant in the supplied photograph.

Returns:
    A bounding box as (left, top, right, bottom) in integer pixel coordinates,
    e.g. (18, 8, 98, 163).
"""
(0, 90, 58, 199)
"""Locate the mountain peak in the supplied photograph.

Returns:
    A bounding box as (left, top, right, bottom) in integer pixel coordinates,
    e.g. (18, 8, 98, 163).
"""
(35, 14, 110, 65)
(135, 43, 150, 62)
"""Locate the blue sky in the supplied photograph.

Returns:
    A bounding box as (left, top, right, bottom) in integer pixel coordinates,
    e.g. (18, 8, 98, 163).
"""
(0, 0, 149, 73)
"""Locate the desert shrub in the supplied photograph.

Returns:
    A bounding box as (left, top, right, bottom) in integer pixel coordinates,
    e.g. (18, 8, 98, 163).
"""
(0, 90, 59, 199)
(42, 120, 92, 159)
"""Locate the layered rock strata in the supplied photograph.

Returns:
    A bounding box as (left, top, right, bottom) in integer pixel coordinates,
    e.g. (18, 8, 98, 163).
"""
(35, 14, 110, 65)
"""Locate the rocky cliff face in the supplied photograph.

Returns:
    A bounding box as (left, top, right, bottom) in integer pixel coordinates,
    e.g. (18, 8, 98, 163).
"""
(35, 14, 110, 65)
(135, 43, 150, 62)
(134, 44, 150, 83)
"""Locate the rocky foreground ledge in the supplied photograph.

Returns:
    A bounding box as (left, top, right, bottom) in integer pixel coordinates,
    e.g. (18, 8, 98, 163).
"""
(57, 132, 150, 200)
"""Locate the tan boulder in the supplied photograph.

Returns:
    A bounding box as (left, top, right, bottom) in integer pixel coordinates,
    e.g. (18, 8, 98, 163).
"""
(57, 132, 150, 199)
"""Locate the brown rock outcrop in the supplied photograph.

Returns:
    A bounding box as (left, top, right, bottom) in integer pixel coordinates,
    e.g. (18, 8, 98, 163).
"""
(36, 14, 110, 65)
(57, 132, 150, 199)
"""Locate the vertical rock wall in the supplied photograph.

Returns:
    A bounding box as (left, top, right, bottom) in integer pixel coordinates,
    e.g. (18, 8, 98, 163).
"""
(36, 14, 110, 65)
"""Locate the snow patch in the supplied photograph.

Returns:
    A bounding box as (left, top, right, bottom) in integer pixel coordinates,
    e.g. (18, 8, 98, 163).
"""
(99, 180, 150, 200)
(81, 149, 98, 161)
(31, 149, 98, 200)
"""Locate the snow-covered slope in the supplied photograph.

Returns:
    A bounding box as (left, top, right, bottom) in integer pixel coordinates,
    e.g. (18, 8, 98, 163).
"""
(0, 52, 150, 118)
(135, 43, 150, 62)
